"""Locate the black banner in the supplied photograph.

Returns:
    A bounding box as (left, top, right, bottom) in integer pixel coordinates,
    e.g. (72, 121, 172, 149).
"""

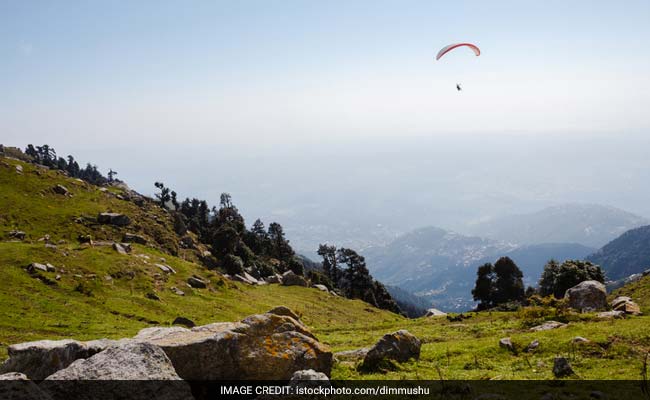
(1, 380, 649, 400)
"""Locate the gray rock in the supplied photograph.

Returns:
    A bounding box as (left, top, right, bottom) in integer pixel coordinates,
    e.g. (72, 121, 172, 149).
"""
(233, 272, 258, 285)
(123, 233, 147, 244)
(52, 185, 69, 195)
(564, 280, 607, 311)
(290, 369, 331, 389)
(362, 330, 421, 369)
(155, 263, 176, 274)
(312, 284, 329, 293)
(45, 263, 56, 273)
(97, 212, 130, 226)
(41, 342, 191, 400)
(0, 339, 115, 380)
(26, 263, 48, 273)
(267, 305, 301, 321)
(498, 337, 515, 352)
(146, 292, 161, 301)
(134, 309, 332, 380)
(597, 310, 625, 319)
(112, 242, 129, 255)
(552, 357, 574, 377)
(425, 308, 447, 317)
(170, 287, 185, 296)
(610, 296, 632, 309)
(334, 348, 370, 361)
(611, 297, 642, 315)
(15, 165, 23, 174)
(187, 276, 207, 288)
(529, 321, 567, 332)
(282, 270, 308, 287)
(572, 336, 590, 343)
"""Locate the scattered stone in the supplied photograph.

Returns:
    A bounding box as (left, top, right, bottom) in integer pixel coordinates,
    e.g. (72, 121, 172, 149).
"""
(41, 342, 191, 400)
(525, 339, 539, 352)
(97, 212, 130, 226)
(38, 234, 50, 242)
(290, 369, 331, 389)
(134, 309, 332, 380)
(145, 292, 160, 301)
(155, 263, 176, 274)
(187, 276, 207, 289)
(0, 339, 115, 380)
(112, 242, 129, 255)
(425, 308, 447, 317)
(77, 234, 92, 244)
(45, 263, 56, 272)
(597, 310, 625, 319)
(44, 243, 57, 250)
(334, 348, 370, 361)
(282, 270, 308, 287)
(52, 184, 69, 195)
(362, 330, 421, 369)
(552, 357, 574, 377)
(498, 337, 515, 352)
(529, 321, 567, 332)
(8, 230, 26, 240)
(55, 275, 61, 281)
(170, 287, 185, 296)
(572, 336, 590, 344)
(15, 165, 23, 174)
(312, 284, 329, 293)
(26, 263, 48, 273)
(564, 280, 607, 311)
(233, 272, 259, 285)
(172, 317, 195, 328)
(122, 233, 147, 245)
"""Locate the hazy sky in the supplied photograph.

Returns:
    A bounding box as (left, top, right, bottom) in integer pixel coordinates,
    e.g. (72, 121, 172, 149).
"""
(2, 0, 650, 150)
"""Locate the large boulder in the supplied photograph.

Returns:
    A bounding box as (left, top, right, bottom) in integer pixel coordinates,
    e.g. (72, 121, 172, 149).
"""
(97, 212, 130, 226)
(564, 280, 607, 312)
(41, 342, 191, 400)
(282, 271, 308, 287)
(134, 308, 332, 380)
(362, 330, 421, 369)
(0, 339, 115, 380)
(187, 276, 207, 288)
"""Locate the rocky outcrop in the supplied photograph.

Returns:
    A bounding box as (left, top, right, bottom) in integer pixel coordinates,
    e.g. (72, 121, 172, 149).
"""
(97, 212, 130, 226)
(362, 330, 421, 369)
(564, 280, 607, 311)
(0, 339, 115, 380)
(52, 185, 69, 196)
(312, 284, 329, 293)
(8, 230, 26, 240)
(334, 348, 370, 362)
(529, 321, 567, 332)
(41, 342, 191, 400)
(282, 271, 308, 287)
(611, 296, 642, 315)
(233, 272, 259, 285)
(133, 309, 332, 380)
(265, 274, 283, 284)
(499, 338, 515, 352)
(155, 263, 176, 274)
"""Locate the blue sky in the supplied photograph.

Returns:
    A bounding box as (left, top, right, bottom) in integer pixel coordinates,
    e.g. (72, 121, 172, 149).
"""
(2, 1, 650, 149)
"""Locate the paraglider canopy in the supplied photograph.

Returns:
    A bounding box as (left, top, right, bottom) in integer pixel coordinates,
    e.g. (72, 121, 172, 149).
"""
(436, 43, 480, 60)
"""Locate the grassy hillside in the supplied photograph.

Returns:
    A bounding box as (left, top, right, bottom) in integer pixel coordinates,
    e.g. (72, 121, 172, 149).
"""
(1, 154, 649, 381)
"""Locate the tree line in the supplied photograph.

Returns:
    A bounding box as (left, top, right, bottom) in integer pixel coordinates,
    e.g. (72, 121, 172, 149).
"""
(472, 257, 605, 310)
(24, 144, 115, 186)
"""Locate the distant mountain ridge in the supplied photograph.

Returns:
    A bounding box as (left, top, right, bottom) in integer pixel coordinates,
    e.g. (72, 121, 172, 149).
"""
(364, 226, 596, 311)
(464, 204, 648, 248)
(587, 225, 650, 281)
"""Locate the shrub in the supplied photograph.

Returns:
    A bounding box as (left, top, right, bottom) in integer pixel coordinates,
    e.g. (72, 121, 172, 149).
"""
(222, 254, 244, 275)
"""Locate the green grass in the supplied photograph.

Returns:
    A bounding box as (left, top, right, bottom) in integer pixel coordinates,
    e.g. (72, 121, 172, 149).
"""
(1, 155, 650, 381)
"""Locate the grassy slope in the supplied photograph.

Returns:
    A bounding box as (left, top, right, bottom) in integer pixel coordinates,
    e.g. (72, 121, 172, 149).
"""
(1, 156, 649, 380)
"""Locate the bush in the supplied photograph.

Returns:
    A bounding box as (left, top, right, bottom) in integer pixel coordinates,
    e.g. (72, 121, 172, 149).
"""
(222, 254, 244, 275)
